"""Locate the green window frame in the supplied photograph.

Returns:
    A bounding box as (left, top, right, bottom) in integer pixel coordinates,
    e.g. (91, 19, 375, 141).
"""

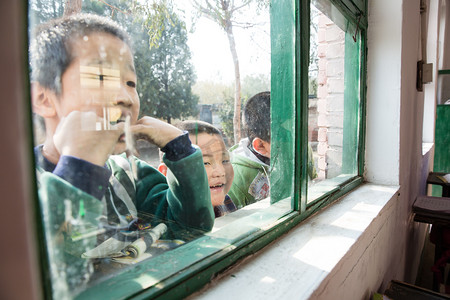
(271, 0, 367, 214)
(29, 0, 367, 298)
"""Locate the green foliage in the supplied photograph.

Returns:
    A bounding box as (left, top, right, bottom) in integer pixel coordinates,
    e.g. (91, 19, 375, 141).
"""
(219, 94, 237, 144)
(136, 12, 199, 123)
(29, 0, 64, 25)
(309, 78, 318, 97)
(131, 0, 174, 48)
(215, 73, 270, 144)
(241, 73, 270, 96)
(193, 73, 269, 143)
(193, 81, 233, 104)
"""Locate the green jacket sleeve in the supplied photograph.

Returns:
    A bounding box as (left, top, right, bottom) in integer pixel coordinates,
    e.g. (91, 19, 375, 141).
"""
(135, 147, 214, 239)
(38, 172, 104, 291)
(228, 163, 255, 209)
(228, 156, 266, 208)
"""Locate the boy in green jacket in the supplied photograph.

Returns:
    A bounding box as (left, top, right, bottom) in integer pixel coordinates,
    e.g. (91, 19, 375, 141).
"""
(30, 14, 213, 294)
(229, 92, 317, 208)
(228, 92, 271, 208)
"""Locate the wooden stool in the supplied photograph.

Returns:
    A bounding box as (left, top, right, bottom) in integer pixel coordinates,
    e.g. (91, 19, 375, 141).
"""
(413, 195, 450, 292)
(383, 280, 450, 300)
(427, 172, 450, 198)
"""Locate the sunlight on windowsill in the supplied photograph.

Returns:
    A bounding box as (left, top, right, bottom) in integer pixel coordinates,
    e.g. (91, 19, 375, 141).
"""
(190, 183, 400, 300)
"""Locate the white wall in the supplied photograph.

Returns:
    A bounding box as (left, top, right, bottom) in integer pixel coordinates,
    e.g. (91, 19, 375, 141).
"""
(423, 0, 439, 143)
(365, 0, 402, 185)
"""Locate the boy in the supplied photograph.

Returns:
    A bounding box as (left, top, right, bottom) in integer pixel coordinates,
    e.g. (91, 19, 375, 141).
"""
(159, 121, 237, 218)
(228, 91, 317, 208)
(228, 92, 271, 208)
(30, 14, 213, 291)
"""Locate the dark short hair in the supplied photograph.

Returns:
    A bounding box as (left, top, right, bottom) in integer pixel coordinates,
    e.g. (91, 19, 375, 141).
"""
(158, 120, 222, 161)
(175, 120, 222, 136)
(244, 91, 270, 144)
(30, 13, 131, 95)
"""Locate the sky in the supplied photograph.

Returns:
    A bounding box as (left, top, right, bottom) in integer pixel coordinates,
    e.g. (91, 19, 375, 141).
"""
(176, 1, 271, 83)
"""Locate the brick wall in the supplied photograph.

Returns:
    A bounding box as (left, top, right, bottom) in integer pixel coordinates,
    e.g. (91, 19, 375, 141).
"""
(312, 12, 345, 179)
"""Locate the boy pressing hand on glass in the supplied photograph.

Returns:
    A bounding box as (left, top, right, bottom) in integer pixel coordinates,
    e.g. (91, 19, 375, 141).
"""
(159, 121, 237, 218)
(30, 13, 213, 290)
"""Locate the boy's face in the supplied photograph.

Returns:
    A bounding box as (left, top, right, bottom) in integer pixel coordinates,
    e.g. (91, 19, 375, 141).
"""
(192, 133, 234, 207)
(55, 32, 139, 151)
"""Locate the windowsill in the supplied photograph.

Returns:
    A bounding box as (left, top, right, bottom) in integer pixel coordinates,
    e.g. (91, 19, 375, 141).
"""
(189, 183, 400, 299)
(307, 174, 355, 204)
(211, 198, 272, 232)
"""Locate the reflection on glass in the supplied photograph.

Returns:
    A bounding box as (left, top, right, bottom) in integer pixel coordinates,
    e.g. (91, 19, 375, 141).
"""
(28, 0, 271, 298)
(174, 120, 237, 217)
(308, 1, 361, 203)
(31, 12, 214, 297)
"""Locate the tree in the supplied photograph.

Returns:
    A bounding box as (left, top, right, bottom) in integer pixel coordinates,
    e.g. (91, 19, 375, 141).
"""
(192, 0, 269, 144)
(64, 0, 82, 15)
(217, 73, 269, 141)
(193, 80, 233, 104)
(218, 93, 238, 143)
(136, 13, 199, 123)
(29, 0, 64, 25)
(241, 73, 270, 97)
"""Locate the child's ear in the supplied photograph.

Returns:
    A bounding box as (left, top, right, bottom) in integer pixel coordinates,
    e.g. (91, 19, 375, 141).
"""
(31, 82, 57, 118)
(158, 163, 168, 176)
(252, 138, 270, 157)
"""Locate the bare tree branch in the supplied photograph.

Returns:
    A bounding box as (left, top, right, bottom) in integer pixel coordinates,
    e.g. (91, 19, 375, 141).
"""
(191, 0, 268, 143)
(97, 0, 131, 16)
(229, 0, 253, 14)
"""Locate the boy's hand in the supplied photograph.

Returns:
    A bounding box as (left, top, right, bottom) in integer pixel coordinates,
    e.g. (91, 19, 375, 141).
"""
(54, 111, 125, 166)
(132, 116, 183, 148)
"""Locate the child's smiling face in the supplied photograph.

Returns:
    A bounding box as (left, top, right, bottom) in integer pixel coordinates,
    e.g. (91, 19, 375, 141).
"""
(56, 32, 139, 151)
(192, 133, 234, 207)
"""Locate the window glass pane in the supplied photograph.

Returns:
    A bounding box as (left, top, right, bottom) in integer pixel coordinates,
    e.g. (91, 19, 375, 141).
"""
(269, 0, 296, 205)
(28, 0, 285, 298)
(307, 0, 361, 203)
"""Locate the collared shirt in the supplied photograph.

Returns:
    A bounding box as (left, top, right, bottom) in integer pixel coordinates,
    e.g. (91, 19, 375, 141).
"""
(214, 195, 237, 218)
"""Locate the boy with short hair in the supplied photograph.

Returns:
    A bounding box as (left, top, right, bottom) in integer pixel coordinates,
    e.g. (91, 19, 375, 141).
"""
(228, 91, 317, 208)
(228, 92, 271, 208)
(159, 120, 237, 218)
(30, 13, 213, 291)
